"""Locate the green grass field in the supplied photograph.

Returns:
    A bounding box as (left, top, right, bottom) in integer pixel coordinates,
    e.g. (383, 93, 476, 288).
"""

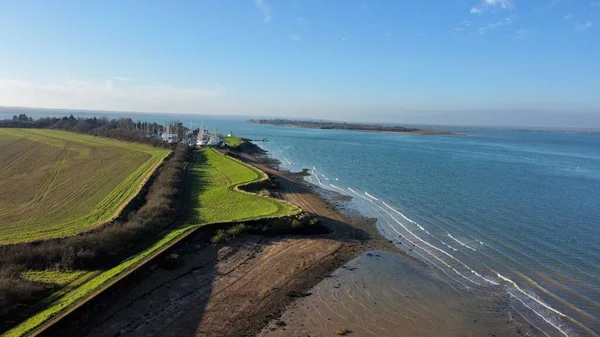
(5, 146, 298, 337)
(0, 128, 170, 244)
(189, 148, 296, 224)
(222, 135, 242, 147)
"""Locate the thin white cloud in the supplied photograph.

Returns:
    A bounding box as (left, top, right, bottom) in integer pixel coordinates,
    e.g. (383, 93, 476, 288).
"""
(254, 0, 272, 23)
(591, 2, 600, 7)
(486, 0, 513, 8)
(545, 0, 560, 10)
(514, 29, 532, 39)
(110, 77, 132, 81)
(291, 34, 301, 41)
(564, 14, 574, 20)
(471, 0, 514, 14)
(0, 78, 228, 113)
(575, 21, 593, 30)
(479, 14, 517, 34)
(453, 20, 472, 33)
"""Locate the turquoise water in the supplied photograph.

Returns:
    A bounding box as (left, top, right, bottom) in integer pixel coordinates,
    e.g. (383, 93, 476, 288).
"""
(3, 111, 599, 336)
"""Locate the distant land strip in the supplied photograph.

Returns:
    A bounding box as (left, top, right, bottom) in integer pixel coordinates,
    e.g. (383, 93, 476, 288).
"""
(247, 119, 455, 135)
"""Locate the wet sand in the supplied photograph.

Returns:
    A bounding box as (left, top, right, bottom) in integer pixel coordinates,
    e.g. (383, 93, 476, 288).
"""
(260, 250, 541, 337)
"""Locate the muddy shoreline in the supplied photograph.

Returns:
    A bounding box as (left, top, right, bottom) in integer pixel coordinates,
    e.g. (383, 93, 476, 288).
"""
(70, 147, 409, 337)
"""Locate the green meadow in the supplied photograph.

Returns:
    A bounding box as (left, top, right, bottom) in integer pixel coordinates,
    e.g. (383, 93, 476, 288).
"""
(190, 147, 296, 224)
(0, 128, 170, 244)
(222, 135, 243, 147)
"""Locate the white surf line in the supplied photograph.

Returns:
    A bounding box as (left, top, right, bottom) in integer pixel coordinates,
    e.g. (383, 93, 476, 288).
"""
(508, 292, 570, 337)
(335, 177, 339, 181)
(348, 188, 481, 286)
(362, 191, 502, 287)
(375, 198, 499, 285)
(417, 211, 503, 265)
(381, 201, 426, 231)
(442, 224, 589, 331)
(498, 274, 567, 318)
(312, 172, 328, 188)
(310, 168, 330, 188)
(447, 233, 477, 251)
(440, 240, 459, 252)
(374, 208, 468, 289)
(329, 184, 346, 193)
(364, 192, 380, 201)
(432, 213, 600, 301)
(508, 303, 552, 337)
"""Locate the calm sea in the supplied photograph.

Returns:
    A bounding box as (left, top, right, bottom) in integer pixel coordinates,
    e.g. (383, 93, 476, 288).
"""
(3, 110, 599, 336)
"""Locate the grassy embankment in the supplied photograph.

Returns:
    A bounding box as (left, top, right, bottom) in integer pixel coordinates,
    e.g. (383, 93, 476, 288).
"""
(4, 145, 297, 337)
(190, 147, 296, 223)
(222, 135, 243, 147)
(0, 128, 170, 244)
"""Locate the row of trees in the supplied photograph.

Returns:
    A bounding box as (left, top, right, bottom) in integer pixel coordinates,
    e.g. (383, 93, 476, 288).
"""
(1, 114, 171, 147)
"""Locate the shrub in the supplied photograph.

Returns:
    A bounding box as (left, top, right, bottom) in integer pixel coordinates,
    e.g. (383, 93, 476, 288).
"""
(308, 217, 321, 227)
(257, 189, 271, 197)
(210, 223, 248, 243)
(211, 230, 228, 244)
(291, 219, 303, 229)
(335, 328, 352, 335)
(226, 223, 247, 238)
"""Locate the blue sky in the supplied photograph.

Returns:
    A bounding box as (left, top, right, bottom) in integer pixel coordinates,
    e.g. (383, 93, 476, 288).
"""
(0, 0, 599, 126)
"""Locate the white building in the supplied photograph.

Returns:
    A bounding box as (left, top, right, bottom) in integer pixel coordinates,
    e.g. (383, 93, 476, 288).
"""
(161, 133, 179, 143)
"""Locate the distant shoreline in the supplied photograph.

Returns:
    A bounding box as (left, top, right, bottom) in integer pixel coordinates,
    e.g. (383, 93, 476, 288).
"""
(247, 119, 456, 135)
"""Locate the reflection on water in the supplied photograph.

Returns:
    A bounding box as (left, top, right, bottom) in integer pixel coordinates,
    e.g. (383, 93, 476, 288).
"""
(261, 251, 543, 337)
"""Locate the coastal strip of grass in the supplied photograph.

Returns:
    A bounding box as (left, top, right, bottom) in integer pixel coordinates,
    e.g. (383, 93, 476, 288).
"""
(222, 135, 243, 147)
(5, 227, 193, 337)
(4, 147, 298, 337)
(190, 148, 297, 224)
(0, 128, 170, 244)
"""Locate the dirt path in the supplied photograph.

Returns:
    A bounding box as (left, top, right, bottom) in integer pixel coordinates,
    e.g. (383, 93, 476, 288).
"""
(80, 152, 394, 337)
